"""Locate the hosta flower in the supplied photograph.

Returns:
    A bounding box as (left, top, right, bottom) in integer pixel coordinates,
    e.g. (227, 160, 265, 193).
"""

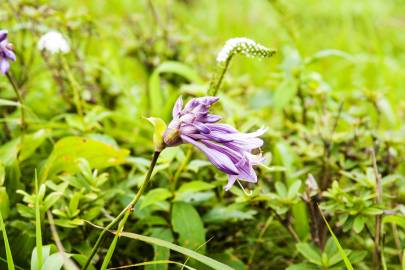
(163, 96, 265, 190)
(38, 31, 70, 54)
(0, 30, 16, 74)
(216, 37, 275, 63)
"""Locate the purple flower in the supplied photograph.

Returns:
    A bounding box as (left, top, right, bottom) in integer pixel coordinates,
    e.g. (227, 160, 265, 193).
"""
(163, 96, 266, 191)
(0, 30, 16, 75)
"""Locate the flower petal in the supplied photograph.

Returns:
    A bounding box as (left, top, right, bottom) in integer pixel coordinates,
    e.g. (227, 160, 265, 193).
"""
(0, 30, 7, 42)
(172, 96, 183, 119)
(0, 58, 10, 74)
(224, 175, 237, 191)
(181, 135, 239, 175)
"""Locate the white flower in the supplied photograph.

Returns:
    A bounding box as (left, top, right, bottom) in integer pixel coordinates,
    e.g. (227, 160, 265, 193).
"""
(216, 37, 274, 63)
(38, 31, 70, 54)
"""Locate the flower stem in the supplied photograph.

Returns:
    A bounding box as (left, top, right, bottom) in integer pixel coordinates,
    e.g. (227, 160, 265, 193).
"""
(82, 151, 161, 270)
(207, 57, 232, 96)
(60, 56, 83, 116)
(5, 72, 25, 135)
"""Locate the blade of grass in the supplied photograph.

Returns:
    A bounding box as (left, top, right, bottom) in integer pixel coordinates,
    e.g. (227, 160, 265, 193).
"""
(107, 260, 196, 270)
(318, 205, 353, 270)
(0, 209, 15, 270)
(117, 231, 232, 270)
(35, 171, 43, 270)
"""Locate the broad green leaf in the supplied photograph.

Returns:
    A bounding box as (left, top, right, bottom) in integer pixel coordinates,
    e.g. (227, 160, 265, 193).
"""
(296, 243, 322, 265)
(19, 129, 50, 162)
(118, 231, 232, 270)
(146, 117, 167, 152)
(203, 205, 257, 223)
(39, 136, 129, 181)
(31, 246, 52, 270)
(41, 253, 64, 270)
(141, 188, 172, 209)
(145, 228, 174, 270)
(353, 216, 365, 233)
(176, 181, 215, 193)
(171, 202, 205, 251)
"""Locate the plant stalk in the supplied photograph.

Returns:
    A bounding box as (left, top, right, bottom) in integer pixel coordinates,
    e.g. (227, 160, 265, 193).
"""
(5, 72, 25, 135)
(83, 151, 161, 270)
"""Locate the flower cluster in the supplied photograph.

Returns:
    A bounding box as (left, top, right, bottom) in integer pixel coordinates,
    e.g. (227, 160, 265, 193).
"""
(164, 96, 265, 190)
(0, 30, 16, 74)
(38, 31, 70, 54)
(216, 37, 275, 63)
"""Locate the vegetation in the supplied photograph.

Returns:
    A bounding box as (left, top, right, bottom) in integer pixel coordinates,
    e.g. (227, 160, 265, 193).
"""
(0, 0, 404, 269)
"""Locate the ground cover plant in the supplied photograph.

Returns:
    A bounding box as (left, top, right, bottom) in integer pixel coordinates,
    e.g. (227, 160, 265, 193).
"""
(0, 0, 404, 269)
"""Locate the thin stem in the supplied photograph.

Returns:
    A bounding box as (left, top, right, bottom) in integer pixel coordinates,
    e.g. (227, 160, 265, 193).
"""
(5, 72, 25, 134)
(82, 151, 161, 270)
(47, 211, 79, 269)
(60, 56, 83, 116)
(371, 149, 382, 270)
(171, 146, 192, 190)
(207, 57, 232, 96)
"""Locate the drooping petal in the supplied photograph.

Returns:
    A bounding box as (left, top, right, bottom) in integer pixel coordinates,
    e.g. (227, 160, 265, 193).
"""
(0, 58, 10, 74)
(235, 158, 258, 182)
(181, 135, 239, 175)
(224, 175, 237, 191)
(4, 49, 16, 61)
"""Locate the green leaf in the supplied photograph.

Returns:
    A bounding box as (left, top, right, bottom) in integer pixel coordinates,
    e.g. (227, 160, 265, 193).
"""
(146, 117, 167, 152)
(40, 136, 129, 181)
(141, 188, 172, 209)
(176, 181, 215, 193)
(296, 243, 322, 265)
(171, 202, 206, 251)
(0, 209, 15, 270)
(19, 129, 50, 162)
(0, 188, 10, 219)
(272, 79, 298, 110)
(41, 253, 64, 270)
(319, 207, 354, 270)
(0, 99, 20, 107)
(286, 263, 320, 270)
(118, 231, 232, 270)
(31, 246, 51, 270)
(203, 205, 257, 223)
(0, 162, 5, 186)
(145, 228, 174, 270)
(353, 216, 365, 233)
(35, 173, 43, 270)
(382, 215, 405, 230)
(288, 180, 302, 198)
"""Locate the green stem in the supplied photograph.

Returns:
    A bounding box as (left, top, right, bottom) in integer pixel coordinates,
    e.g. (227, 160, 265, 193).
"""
(171, 145, 192, 190)
(82, 151, 161, 270)
(207, 56, 232, 96)
(5, 72, 25, 136)
(60, 56, 83, 116)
